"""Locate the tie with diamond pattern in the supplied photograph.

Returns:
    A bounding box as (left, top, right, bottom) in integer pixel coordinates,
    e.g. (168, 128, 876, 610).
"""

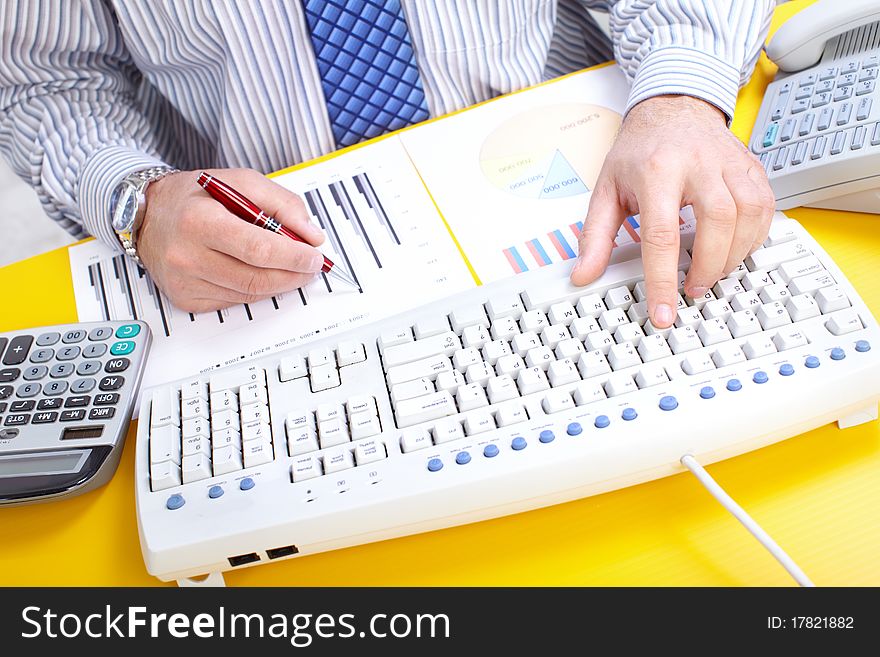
(302, 0, 431, 148)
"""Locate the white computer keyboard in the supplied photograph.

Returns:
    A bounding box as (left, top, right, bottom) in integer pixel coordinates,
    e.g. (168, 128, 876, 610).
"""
(135, 212, 880, 583)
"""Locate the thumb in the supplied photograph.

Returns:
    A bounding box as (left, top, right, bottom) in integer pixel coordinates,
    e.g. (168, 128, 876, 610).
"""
(571, 181, 625, 286)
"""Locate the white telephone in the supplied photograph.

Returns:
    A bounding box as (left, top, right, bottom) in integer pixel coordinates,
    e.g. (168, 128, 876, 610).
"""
(749, 0, 880, 213)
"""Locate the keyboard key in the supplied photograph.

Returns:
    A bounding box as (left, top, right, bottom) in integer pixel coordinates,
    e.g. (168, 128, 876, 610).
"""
(150, 425, 182, 465)
(756, 301, 792, 329)
(791, 140, 808, 165)
(809, 93, 828, 109)
(486, 294, 525, 320)
(462, 324, 491, 349)
(788, 271, 835, 296)
(608, 341, 641, 370)
(449, 306, 489, 333)
(395, 391, 456, 427)
(59, 409, 85, 422)
(287, 425, 319, 456)
(833, 85, 853, 102)
(604, 373, 637, 397)
(576, 293, 606, 317)
(414, 316, 451, 339)
(825, 309, 862, 336)
(212, 447, 243, 476)
(456, 383, 489, 412)
(697, 318, 732, 346)
(150, 461, 181, 492)
(382, 332, 460, 369)
(817, 107, 833, 131)
(279, 354, 307, 381)
(712, 342, 746, 367)
(856, 80, 875, 96)
(495, 401, 527, 426)
(378, 327, 413, 351)
(577, 350, 611, 379)
(743, 335, 777, 359)
(433, 418, 464, 444)
(681, 352, 715, 376)
(856, 97, 872, 121)
(243, 440, 273, 468)
(637, 334, 672, 362)
(852, 125, 867, 150)
(746, 240, 810, 271)
(573, 381, 606, 405)
(486, 374, 519, 403)
(773, 328, 808, 351)
(516, 366, 550, 395)
(548, 302, 578, 326)
(324, 447, 356, 473)
(291, 454, 322, 482)
(634, 364, 669, 388)
(727, 310, 761, 338)
(463, 410, 495, 436)
(547, 359, 580, 387)
(830, 130, 846, 154)
(542, 389, 575, 414)
(182, 452, 212, 483)
(336, 341, 366, 366)
(798, 112, 815, 136)
(786, 293, 821, 321)
(815, 286, 850, 313)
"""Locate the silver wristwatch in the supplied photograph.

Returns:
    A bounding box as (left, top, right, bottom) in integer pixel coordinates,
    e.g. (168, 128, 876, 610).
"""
(110, 166, 179, 266)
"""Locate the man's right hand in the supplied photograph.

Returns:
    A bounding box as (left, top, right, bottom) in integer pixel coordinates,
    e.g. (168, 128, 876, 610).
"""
(137, 168, 326, 313)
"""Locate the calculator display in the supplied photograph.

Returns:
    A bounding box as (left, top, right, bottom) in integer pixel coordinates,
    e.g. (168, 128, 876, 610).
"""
(0, 451, 86, 478)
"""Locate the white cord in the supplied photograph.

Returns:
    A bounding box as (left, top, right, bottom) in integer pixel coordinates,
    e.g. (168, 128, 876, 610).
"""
(680, 453, 815, 587)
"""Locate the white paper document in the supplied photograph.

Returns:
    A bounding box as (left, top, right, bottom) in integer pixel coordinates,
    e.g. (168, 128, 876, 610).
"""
(69, 137, 475, 390)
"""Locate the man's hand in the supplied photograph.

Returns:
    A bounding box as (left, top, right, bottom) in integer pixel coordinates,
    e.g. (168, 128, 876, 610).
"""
(137, 168, 326, 313)
(571, 95, 775, 328)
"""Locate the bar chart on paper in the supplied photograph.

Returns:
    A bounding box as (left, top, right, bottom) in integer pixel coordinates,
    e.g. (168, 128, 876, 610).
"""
(501, 211, 697, 275)
(69, 138, 475, 390)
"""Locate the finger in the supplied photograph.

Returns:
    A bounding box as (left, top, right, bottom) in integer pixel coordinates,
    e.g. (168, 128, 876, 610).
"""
(745, 164, 776, 254)
(236, 169, 325, 246)
(682, 179, 737, 299)
(638, 186, 683, 328)
(570, 178, 626, 286)
(192, 247, 319, 298)
(202, 204, 326, 274)
(720, 164, 767, 275)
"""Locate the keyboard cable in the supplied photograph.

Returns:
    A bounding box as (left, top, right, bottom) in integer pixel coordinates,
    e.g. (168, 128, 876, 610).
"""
(680, 453, 815, 587)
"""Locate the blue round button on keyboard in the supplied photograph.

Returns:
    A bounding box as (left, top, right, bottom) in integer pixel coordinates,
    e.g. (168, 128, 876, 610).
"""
(594, 415, 610, 428)
(208, 485, 224, 499)
(621, 408, 637, 421)
(483, 444, 499, 458)
(567, 422, 583, 435)
(779, 363, 794, 376)
(166, 494, 185, 510)
(455, 451, 471, 465)
(727, 378, 742, 391)
(539, 430, 555, 443)
(511, 436, 527, 451)
(659, 396, 678, 411)
(856, 340, 871, 353)
(753, 371, 769, 384)
(239, 477, 255, 491)
(805, 356, 820, 368)
(700, 386, 715, 400)
(427, 458, 444, 472)
(830, 347, 846, 361)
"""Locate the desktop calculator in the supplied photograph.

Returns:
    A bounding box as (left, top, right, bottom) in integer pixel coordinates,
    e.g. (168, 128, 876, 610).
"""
(0, 321, 151, 505)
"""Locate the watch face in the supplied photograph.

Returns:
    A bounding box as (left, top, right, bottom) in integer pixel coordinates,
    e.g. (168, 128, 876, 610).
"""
(111, 184, 137, 232)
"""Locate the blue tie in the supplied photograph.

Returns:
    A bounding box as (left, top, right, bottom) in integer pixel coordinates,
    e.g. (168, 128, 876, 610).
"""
(302, 0, 431, 148)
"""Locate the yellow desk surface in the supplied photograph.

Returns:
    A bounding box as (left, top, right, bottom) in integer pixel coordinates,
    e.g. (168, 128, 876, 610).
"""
(2, 1, 878, 586)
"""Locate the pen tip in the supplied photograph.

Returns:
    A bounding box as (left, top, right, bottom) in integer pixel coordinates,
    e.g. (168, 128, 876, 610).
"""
(330, 267, 358, 288)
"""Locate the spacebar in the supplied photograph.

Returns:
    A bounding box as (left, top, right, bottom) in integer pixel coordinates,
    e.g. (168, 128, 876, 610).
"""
(521, 247, 691, 311)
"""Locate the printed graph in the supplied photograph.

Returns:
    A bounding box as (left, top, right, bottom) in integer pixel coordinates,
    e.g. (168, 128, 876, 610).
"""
(479, 103, 621, 200)
(502, 214, 694, 274)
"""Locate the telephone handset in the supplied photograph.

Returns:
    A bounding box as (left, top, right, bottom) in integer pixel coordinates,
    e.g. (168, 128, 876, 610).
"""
(749, 0, 880, 213)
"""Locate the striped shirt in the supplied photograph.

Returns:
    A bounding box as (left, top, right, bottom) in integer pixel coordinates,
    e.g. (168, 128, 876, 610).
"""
(0, 0, 774, 251)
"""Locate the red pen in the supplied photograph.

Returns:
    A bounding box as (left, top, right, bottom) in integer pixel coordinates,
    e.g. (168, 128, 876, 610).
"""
(197, 171, 358, 288)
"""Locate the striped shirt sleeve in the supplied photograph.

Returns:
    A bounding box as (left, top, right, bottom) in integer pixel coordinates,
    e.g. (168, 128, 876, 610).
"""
(586, 0, 775, 120)
(0, 0, 169, 248)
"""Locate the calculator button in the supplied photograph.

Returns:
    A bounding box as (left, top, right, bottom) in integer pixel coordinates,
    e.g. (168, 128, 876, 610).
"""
(16, 383, 40, 398)
(833, 85, 853, 102)
(35, 332, 60, 347)
(872, 123, 880, 145)
(110, 341, 135, 356)
(37, 398, 63, 410)
(4, 414, 30, 426)
(64, 395, 91, 408)
(791, 140, 808, 166)
(71, 378, 96, 394)
(762, 122, 779, 147)
(791, 98, 810, 113)
(798, 73, 817, 87)
(838, 72, 857, 86)
(794, 85, 813, 100)
(56, 346, 80, 361)
(3, 335, 33, 366)
(830, 131, 846, 154)
(83, 343, 107, 358)
(772, 147, 789, 170)
(856, 80, 876, 96)
(0, 402, 7, 413)
(76, 361, 102, 376)
(856, 97, 872, 121)
(798, 112, 816, 137)
(810, 92, 830, 108)
(94, 393, 120, 406)
(29, 348, 54, 363)
(815, 79, 834, 94)
(60, 409, 86, 422)
(817, 107, 834, 131)
(43, 381, 68, 396)
(32, 412, 58, 424)
(104, 358, 130, 373)
(836, 102, 853, 126)
(115, 324, 141, 339)
(10, 400, 36, 412)
(99, 375, 125, 391)
(62, 330, 87, 344)
(88, 327, 114, 341)
(0, 368, 20, 383)
(0, 428, 18, 439)
(841, 61, 859, 75)
(865, 55, 880, 68)
(89, 407, 115, 420)
(860, 67, 878, 82)
(23, 365, 48, 381)
(0, 385, 12, 399)
(852, 125, 867, 150)
(780, 118, 796, 142)
(50, 363, 75, 378)
(819, 66, 838, 80)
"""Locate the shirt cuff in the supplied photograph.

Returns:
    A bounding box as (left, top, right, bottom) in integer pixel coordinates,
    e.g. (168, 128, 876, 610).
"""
(77, 145, 169, 251)
(625, 46, 741, 124)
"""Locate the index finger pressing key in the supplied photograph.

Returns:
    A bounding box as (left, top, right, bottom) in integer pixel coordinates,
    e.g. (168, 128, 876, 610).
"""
(637, 195, 683, 328)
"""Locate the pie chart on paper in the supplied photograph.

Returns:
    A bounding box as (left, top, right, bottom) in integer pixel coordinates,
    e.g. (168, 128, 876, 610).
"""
(479, 103, 622, 199)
